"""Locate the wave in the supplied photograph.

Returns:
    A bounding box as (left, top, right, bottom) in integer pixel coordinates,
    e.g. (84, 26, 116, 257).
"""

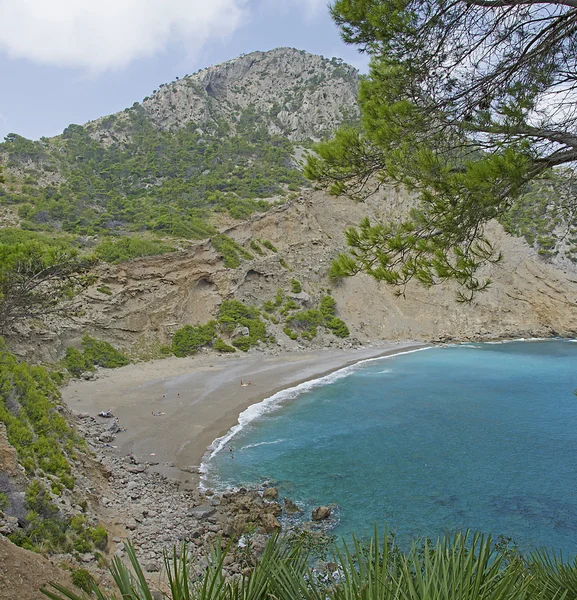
(202, 346, 433, 470)
(240, 438, 286, 450)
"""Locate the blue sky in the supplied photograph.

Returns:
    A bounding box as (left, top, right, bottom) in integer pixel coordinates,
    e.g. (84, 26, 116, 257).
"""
(0, 0, 368, 141)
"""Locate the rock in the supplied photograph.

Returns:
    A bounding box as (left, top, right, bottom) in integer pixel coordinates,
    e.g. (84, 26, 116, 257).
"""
(266, 502, 282, 517)
(81, 371, 96, 380)
(145, 561, 161, 572)
(233, 326, 250, 338)
(312, 506, 331, 521)
(260, 513, 281, 533)
(126, 519, 138, 531)
(262, 487, 278, 501)
(288, 291, 312, 306)
(80, 553, 95, 563)
(0, 516, 19, 535)
(126, 465, 146, 474)
(284, 497, 302, 514)
(188, 505, 216, 519)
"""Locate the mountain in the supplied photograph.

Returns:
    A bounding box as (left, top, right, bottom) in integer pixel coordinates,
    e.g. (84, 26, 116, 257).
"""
(0, 48, 358, 239)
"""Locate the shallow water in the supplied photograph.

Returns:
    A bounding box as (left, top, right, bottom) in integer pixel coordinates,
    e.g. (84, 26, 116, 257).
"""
(203, 340, 577, 554)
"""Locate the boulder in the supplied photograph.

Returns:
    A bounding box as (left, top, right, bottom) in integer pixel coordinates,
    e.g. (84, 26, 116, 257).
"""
(262, 487, 278, 501)
(283, 497, 302, 514)
(188, 505, 216, 520)
(260, 513, 281, 533)
(288, 291, 312, 306)
(311, 506, 331, 521)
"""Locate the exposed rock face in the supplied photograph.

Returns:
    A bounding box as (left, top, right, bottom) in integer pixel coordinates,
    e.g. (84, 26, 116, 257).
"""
(312, 506, 331, 521)
(87, 48, 359, 144)
(284, 497, 303, 514)
(20, 186, 575, 362)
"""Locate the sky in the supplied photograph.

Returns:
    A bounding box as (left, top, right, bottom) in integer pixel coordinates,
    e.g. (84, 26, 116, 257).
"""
(0, 0, 368, 141)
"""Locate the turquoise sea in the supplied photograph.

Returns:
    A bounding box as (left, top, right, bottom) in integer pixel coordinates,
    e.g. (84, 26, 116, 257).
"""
(203, 340, 577, 554)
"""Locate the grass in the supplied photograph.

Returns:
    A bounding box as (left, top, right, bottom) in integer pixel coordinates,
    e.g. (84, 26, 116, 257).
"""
(41, 529, 577, 600)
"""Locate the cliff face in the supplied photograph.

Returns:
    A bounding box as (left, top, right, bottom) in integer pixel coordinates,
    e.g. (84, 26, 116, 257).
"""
(86, 48, 359, 144)
(27, 187, 575, 361)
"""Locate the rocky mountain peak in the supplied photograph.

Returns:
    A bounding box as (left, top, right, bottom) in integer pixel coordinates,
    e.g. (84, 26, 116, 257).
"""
(87, 47, 359, 144)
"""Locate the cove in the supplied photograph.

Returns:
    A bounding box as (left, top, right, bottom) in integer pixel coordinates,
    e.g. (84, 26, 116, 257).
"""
(203, 340, 577, 555)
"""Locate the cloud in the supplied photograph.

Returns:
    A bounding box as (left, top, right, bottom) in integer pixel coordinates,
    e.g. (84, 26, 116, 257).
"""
(0, 0, 248, 71)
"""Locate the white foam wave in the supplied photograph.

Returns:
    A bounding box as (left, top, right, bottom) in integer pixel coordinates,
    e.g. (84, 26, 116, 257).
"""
(202, 346, 433, 467)
(241, 438, 286, 450)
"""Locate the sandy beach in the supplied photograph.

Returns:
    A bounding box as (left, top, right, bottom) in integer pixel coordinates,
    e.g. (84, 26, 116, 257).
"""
(63, 342, 430, 483)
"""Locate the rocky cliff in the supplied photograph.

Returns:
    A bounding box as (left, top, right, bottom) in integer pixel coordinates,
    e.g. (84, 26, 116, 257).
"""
(25, 186, 574, 362)
(86, 47, 359, 145)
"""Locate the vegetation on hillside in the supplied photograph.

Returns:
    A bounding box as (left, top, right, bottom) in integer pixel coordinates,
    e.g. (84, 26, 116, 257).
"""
(0, 105, 306, 239)
(43, 529, 577, 600)
(0, 229, 95, 332)
(63, 335, 130, 377)
(0, 340, 108, 554)
(171, 299, 274, 356)
(307, 0, 577, 300)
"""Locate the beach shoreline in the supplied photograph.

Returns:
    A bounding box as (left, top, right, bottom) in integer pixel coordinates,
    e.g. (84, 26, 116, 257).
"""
(62, 341, 431, 485)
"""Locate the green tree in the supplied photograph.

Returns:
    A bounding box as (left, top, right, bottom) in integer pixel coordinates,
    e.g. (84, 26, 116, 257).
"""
(306, 0, 577, 301)
(0, 241, 95, 332)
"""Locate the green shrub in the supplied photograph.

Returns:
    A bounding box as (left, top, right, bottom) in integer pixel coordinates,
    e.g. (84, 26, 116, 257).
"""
(212, 235, 253, 268)
(320, 295, 336, 318)
(89, 525, 108, 550)
(96, 285, 113, 295)
(274, 289, 284, 306)
(219, 300, 271, 351)
(249, 239, 264, 255)
(171, 321, 217, 357)
(287, 309, 324, 330)
(261, 239, 277, 252)
(95, 236, 175, 264)
(0, 492, 8, 511)
(290, 278, 302, 293)
(81, 335, 130, 368)
(213, 338, 236, 353)
(280, 300, 298, 316)
(218, 300, 260, 327)
(71, 568, 95, 593)
(326, 317, 350, 338)
(279, 257, 289, 269)
(63, 347, 93, 378)
(283, 327, 298, 340)
(302, 327, 317, 341)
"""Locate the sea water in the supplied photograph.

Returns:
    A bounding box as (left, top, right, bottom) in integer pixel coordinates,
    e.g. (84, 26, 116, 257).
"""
(202, 340, 577, 554)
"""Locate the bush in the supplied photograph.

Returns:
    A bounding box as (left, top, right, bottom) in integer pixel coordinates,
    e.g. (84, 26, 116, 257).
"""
(283, 327, 298, 340)
(249, 239, 264, 255)
(213, 338, 236, 353)
(326, 317, 350, 338)
(290, 278, 302, 293)
(81, 335, 130, 368)
(212, 235, 253, 268)
(172, 321, 217, 357)
(0, 492, 8, 511)
(71, 568, 95, 593)
(261, 239, 277, 252)
(320, 295, 336, 318)
(219, 300, 272, 351)
(95, 236, 174, 264)
(63, 347, 93, 378)
(96, 285, 113, 295)
(287, 309, 324, 330)
(89, 525, 108, 550)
